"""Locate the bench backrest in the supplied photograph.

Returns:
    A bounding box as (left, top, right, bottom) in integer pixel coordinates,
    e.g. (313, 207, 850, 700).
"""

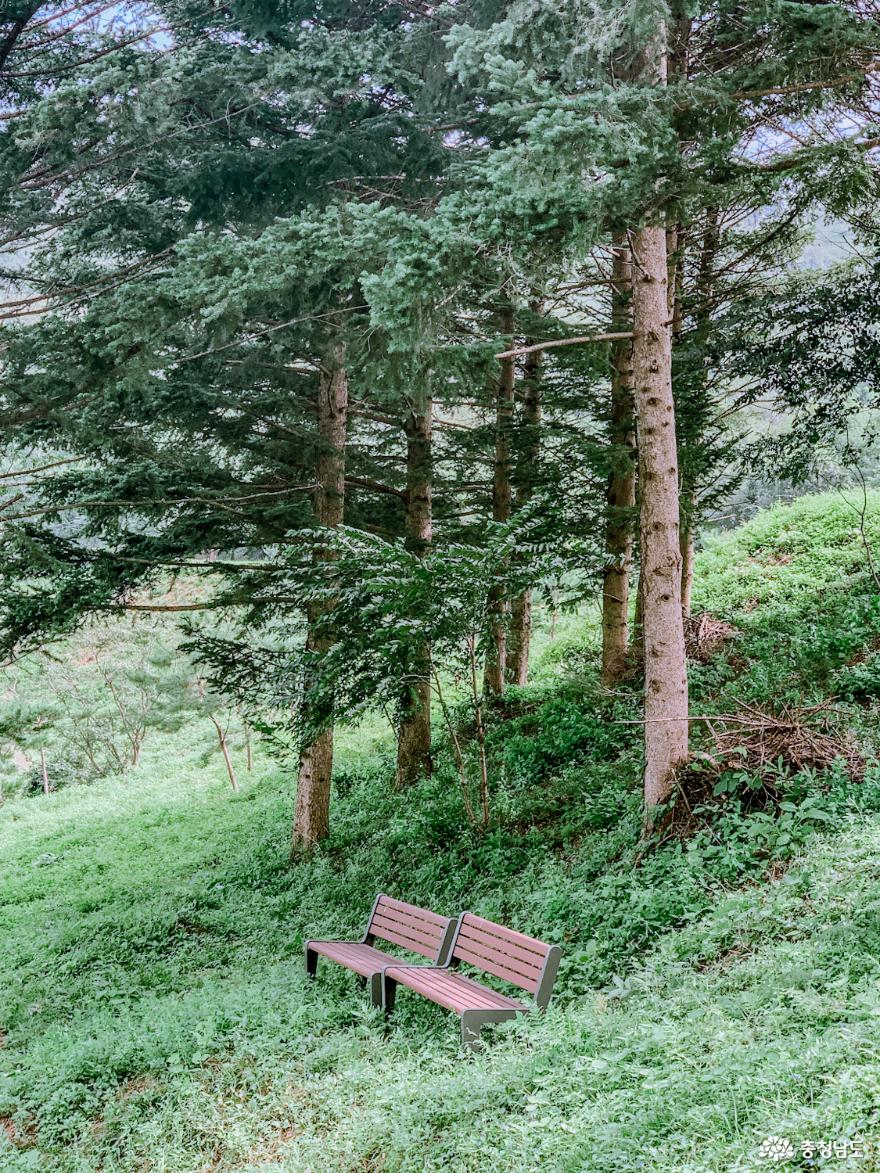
(367, 895, 455, 962)
(450, 913, 561, 1009)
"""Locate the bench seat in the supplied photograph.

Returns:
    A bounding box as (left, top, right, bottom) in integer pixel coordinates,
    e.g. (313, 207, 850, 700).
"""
(309, 940, 402, 976)
(383, 965, 527, 1014)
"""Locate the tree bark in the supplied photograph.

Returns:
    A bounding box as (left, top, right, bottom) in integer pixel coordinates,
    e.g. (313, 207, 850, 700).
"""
(291, 353, 348, 855)
(677, 206, 719, 612)
(244, 722, 253, 771)
(396, 397, 433, 786)
(507, 338, 542, 686)
(0, 3, 40, 72)
(631, 224, 689, 814)
(210, 715, 239, 792)
(601, 239, 637, 687)
(484, 308, 515, 695)
(679, 491, 696, 617)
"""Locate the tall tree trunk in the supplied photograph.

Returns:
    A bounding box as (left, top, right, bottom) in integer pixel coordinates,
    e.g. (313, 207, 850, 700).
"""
(396, 397, 433, 786)
(291, 353, 348, 855)
(40, 748, 49, 795)
(507, 337, 542, 686)
(677, 206, 719, 613)
(601, 239, 637, 686)
(668, 223, 693, 619)
(484, 307, 515, 696)
(631, 224, 689, 815)
(679, 490, 696, 617)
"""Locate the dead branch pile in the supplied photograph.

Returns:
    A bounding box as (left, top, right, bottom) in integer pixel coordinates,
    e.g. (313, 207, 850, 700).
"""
(697, 700, 864, 784)
(684, 612, 738, 662)
(650, 700, 865, 846)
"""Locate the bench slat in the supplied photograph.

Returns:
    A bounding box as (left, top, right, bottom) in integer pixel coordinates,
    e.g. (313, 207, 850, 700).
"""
(370, 909, 444, 947)
(449, 914, 556, 995)
(376, 894, 448, 928)
(451, 942, 541, 992)
(456, 921, 548, 970)
(367, 897, 451, 960)
(369, 915, 442, 958)
(459, 913, 550, 958)
(385, 966, 526, 1014)
(372, 902, 448, 942)
(309, 940, 399, 976)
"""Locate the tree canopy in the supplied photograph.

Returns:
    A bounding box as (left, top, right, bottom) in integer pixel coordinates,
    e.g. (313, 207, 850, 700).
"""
(2, 0, 880, 846)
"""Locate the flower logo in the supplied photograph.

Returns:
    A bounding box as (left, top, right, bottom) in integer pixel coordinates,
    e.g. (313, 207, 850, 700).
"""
(758, 1136, 796, 1162)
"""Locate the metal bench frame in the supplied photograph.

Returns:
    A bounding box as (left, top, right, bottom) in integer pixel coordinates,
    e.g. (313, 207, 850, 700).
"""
(304, 893, 457, 1006)
(381, 911, 562, 1051)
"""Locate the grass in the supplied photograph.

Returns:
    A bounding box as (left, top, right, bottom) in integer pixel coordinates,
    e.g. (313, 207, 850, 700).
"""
(2, 492, 880, 1171)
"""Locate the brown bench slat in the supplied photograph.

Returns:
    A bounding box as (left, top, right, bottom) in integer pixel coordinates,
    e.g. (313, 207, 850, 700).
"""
(369, 918, 441, 957)
(450, 941, 541, 992)
(309, 940, 400, 975)
(369, 912, 444, 954)
(384, 966, 526, 1014)
(368, 897, 451, 960)
(451, 915, 553, 993)
(453, 935, 542, 984)
(458, 914, 550, 959)
(371, 910, 447, 946)
(376, 894, 449, 928)
(372, 900, 445, 934)
(407, 973, 520, 1014)
(456, 921, 548, 970)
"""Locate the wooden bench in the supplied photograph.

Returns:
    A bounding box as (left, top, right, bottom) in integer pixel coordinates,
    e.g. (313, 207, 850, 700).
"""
(304, 894, 455, 1007)
(381, 912, 561, 1050)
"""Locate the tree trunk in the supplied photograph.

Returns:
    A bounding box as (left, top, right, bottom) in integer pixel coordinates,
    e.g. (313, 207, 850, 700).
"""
(244, 722, 253, 771)
(680, 492, 695, 617)
(210, 715, 239, 792)
(484, 308, 515, 695)
(396, 398, 433, 787)
(601, 239, 637, 687)
(507, 337, 542, 686)
(631, 224, 689, 815)
(40, 748, 49, 795)
(291, 354, 348, 855)
(677, 207, 719, 613)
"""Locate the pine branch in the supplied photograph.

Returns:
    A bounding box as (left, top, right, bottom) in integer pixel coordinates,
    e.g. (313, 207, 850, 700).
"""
(495, 332, 634, 360)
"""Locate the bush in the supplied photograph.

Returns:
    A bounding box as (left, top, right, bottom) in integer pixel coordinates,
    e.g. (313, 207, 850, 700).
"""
(836, 654, 880, 703)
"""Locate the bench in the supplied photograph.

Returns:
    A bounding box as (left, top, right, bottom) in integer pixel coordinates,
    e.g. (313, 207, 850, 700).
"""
(381, 912, 561, 1050)
(304, 894, 456, 1007)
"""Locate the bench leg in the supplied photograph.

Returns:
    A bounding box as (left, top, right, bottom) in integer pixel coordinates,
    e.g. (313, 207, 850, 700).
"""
(369, 972, 383, 1008)
(461, 1012, 482, 1052)
(304, 944, 317, 979)
(382, 975, 397, 1016)
(460, 1010, 519, 1053)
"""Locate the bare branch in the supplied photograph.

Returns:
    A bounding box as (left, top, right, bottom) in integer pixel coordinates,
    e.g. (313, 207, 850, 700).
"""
(495, 331, 634, 360)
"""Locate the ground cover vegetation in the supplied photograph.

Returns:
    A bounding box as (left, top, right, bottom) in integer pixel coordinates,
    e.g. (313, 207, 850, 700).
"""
(2, 496, 880, 1170)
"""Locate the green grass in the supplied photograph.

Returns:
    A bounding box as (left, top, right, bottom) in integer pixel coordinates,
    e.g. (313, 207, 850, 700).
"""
(2, 492, 880, 1171)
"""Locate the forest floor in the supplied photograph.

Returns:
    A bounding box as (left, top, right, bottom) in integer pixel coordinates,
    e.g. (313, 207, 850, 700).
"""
(3, 493, 880, 1172)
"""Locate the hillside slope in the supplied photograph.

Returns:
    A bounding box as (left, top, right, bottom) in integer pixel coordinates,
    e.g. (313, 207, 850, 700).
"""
(2, 494, 880, 1172)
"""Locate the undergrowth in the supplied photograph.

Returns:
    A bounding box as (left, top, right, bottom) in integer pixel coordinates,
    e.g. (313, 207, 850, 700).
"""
(1, 493, 879, 1171)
